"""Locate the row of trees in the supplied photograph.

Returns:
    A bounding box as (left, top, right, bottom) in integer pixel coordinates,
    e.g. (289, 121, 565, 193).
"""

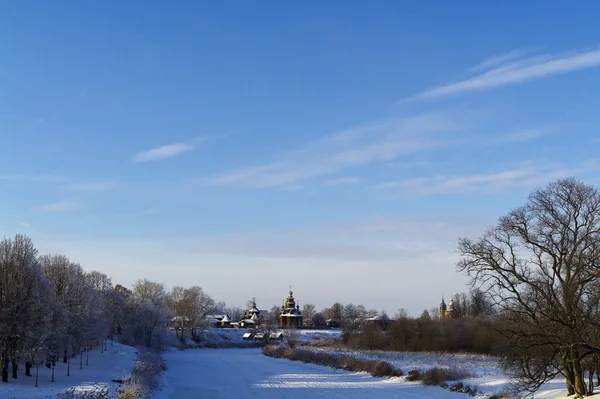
(0, 237, 118, 384)
(0, 234, 217, 387)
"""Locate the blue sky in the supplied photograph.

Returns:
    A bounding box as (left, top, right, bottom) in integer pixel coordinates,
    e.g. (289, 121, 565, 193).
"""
(2, 2, 600, 315)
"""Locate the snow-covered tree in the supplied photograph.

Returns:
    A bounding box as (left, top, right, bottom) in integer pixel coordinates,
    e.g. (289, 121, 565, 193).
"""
(0, 235, 49, 382)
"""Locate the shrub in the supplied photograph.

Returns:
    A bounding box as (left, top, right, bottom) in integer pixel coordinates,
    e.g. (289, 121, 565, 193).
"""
(464, 384, 478, 396)
(422, 367, 453, 386)
(116, 349, 165, 398)
(371, 360, 402, 377)
(116, 375, 148, 399)
(405, 369, 422, 381)
(263, 347, 402, 378)
(449, 381, 464, 392)
(56, 387, 110, 399)
(447, 365, 474, 380)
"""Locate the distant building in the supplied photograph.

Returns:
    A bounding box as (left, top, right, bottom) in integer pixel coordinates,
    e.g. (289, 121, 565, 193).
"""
(365, 315, 391, 330)
(218, 315, 231, 327)
(239, 299, 268, 329)
(204, 314, 227, 327)
(439, 297, 457, 320)
(279, 288, 303, 328)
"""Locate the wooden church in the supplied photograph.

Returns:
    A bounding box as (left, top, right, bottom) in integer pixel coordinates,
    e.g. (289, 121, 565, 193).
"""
(278, 288, 303, 328)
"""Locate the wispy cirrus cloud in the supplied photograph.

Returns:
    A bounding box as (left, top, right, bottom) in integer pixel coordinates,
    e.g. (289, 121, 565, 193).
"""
(376, 161, 585, 195)
(39, 200, 82, 212)
(199, 110, 547, 189)
(132, 143, 195, 163)
(409, 47, 600, 101)
(201, 112, 464, 188)
(467, 48, 535, 73)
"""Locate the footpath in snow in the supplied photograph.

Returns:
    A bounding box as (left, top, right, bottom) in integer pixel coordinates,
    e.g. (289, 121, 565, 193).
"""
(156, 347, 469, 399)
(0, 342, 137, 399)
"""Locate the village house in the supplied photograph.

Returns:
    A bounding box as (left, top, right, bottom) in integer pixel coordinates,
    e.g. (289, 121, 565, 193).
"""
(239, 299, 270, 329)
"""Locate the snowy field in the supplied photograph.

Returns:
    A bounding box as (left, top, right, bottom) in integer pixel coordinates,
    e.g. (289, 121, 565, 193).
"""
(299, 347, 571, 398)
(156, 347, 573, 399)
(0, 343, 137, 399)
(197, 328, 341, 346)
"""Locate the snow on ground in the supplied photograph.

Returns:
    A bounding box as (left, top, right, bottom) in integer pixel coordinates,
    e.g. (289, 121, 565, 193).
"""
(156, 347, 469, 399)
(295, 329, 341, 343)
(191, 328, 340, 347)
(0, 342, 137, 399)
(202, 327, 247, 343)
(302, 346, 500, 377)
(298, 347, 572, 398)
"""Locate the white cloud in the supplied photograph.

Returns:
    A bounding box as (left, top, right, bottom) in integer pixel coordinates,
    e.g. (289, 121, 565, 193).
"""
(467, 48, 534, 73)
(203, 112, 463, 188)
(409, 47, 600, 101)
(377, 161, 579, 195)
(39, 200, 82, 212)
(132, 143, 195, 163)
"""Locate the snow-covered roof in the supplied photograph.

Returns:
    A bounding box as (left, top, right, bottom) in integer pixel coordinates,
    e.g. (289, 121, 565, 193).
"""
(204, 314, 226, 321)
(221, 315, 231, 322)
(250, 313, 259, 321)
(281, 313, 302, 317)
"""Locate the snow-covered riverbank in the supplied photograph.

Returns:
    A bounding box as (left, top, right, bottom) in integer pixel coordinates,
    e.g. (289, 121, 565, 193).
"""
(0, 342, 136, 399)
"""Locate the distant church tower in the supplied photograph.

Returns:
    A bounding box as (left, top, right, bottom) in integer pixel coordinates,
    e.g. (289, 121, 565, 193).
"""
(439, 296, 447, 319)
(439, 296, 457, 320)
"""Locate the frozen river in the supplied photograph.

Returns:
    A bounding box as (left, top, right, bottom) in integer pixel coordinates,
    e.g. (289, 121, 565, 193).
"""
(155, 348, 465, 399)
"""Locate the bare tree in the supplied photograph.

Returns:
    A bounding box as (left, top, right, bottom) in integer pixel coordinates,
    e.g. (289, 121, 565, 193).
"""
(127, 279, 170, 348)
(0, 235, 50, 382)
(301, 304, 316, 323)
(41, 255, 101, 376)
(394, 308, 408, 320)
(458, 178, 600, 398)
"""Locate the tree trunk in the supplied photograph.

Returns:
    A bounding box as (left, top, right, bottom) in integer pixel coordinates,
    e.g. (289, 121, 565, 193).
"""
(79, 350, 83, 370)
(562, 349, 576, 396)
(11, 359, 18, 379)
(25, 362, 31, 377)
(86, 349, 89, 366)
(572, 350, 588, 398)
(35, 364, 39, 387)
(67, 356, 70, 377)
(588, 368, 594, 395)
(51, 360, 55, 382)
(2, 358, 8, 383)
